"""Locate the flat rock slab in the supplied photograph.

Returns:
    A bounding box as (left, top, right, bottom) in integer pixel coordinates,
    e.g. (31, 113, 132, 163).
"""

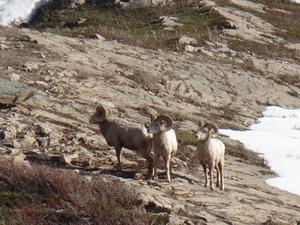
(0, 79, 34, 105)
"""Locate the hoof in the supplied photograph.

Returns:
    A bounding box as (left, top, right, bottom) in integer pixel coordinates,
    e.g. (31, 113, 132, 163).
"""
(116, 166, 123, 171)
(145, 174, 153, 180)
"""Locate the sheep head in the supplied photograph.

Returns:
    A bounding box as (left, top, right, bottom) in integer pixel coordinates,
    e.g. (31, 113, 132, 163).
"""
(195, 121, 218, 140)
(141, 124, 153, 139)
(146, 115, 173, 134)
(89, 105, 111, 123)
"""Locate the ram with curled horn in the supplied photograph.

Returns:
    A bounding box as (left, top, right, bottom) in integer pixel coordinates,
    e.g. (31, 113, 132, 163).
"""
(90, 104, 154, 178)
(145, 114, 178, 183)
(194, 121, 225, 190)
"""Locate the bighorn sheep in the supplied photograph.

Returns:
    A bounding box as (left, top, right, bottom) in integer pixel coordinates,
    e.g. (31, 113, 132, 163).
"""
(89, 105, 154, 177)
(146, 115, 177, 183)
(195, 122, 225, 190)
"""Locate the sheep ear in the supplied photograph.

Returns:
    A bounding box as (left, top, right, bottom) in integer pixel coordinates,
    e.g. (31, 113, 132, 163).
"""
(199, 120, 206, 127)
(150, 113, 157, 121)
(144, 122, 150, 128)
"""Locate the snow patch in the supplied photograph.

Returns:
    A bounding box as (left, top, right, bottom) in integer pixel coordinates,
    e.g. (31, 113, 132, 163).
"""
(0, 0, 48, 26)
(220, 106, 300, 196)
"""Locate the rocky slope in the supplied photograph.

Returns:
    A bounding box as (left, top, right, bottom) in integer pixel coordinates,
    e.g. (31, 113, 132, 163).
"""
(1, 0, 300, 224)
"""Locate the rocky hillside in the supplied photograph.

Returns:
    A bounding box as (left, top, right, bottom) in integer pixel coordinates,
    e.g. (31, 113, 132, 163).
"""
(0, 0, 300, 224)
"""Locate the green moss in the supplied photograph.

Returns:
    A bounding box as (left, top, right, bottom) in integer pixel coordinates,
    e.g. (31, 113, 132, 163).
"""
(0, 191, 32, 206)
(176, 129, 197, 147)
(0, 191, 32, 225)
(225, 140, 266, 167)
(0, 206, 12, 225)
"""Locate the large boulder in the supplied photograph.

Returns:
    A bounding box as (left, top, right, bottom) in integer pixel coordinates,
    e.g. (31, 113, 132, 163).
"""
(0, 79, 34, 105)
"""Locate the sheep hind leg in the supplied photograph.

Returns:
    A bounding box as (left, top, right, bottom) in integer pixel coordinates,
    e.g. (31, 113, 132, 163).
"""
(215, 164, 220, 188)
(209, 163, 215, 190)
(115, 145, 123, 171)
(219, 161, 225, 191)
(201, 163, 208, 188)
(140, 149, 153, 179)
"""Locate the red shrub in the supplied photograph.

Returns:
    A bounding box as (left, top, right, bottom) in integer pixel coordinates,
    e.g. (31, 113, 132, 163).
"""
(0, 160, 155, 225)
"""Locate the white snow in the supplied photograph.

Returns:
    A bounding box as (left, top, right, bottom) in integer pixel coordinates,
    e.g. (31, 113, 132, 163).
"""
(220, 106, 300, 196)
(0, 0, 48, 26)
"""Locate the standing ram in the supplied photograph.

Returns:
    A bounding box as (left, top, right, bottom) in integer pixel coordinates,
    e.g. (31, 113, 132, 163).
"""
(89, 105, 154, 178)
(146, 115, 178, 183)
(195, 122, 225, 190)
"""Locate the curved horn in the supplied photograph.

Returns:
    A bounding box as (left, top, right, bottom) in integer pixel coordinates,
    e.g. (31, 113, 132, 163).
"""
(204, 122, 219, 133)
(96, 105, 109, 122)
(156, 115, 173, 132)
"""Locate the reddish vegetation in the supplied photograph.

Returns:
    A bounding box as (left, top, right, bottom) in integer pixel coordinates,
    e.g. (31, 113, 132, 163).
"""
(0, 160, 158, 225)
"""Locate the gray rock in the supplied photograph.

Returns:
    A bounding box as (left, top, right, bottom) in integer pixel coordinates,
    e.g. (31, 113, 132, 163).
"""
(0, 79, 34, 105)
(179, 36, 198, 45)
(184, 45, 201, 52)
(60, 153, 79, 165)
(10, 73, 21, 81)
(13, 153, 31, 167)
(160, 16, 183, 30)
(90, 33, 106, 41)
(0, 44, 9, 50)
(73, 0, 86, 4)
(35, 81, 49, 89)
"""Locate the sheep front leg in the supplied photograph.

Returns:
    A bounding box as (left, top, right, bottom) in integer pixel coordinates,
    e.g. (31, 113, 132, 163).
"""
(202, 163, 208, 187)
(153, 153, 159, 181)
(163, 154, 172, 183)
(140, 149, 153, 179)
(115, 145, 123, 170)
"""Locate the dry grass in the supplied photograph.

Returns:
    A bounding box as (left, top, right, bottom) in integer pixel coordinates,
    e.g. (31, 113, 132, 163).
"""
(215, 0, 300, 43)
(228, 39, 299, 61)
(278, 74, 300, 88)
